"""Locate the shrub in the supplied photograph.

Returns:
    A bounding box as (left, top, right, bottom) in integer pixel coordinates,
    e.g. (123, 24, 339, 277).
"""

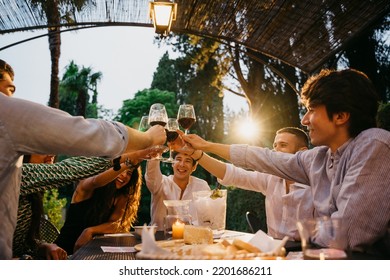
(43, 189, 67, 229)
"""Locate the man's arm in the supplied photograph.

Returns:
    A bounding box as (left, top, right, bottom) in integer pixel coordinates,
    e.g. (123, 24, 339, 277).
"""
(179, 133, 232, 161)
(190, 150, 227, 179)
(190, 150, 269, 194)
(144, 160, 164, 195)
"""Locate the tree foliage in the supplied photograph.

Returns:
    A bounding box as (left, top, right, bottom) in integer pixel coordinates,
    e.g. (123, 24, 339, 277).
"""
(59, 60, 102, 118)
(115, 88, 178, 127)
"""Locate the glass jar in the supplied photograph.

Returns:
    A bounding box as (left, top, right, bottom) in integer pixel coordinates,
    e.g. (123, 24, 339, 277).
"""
(163, 200, 192, 239)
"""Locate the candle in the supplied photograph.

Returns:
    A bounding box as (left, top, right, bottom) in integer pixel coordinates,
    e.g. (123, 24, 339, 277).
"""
(172, 220, 185, 239)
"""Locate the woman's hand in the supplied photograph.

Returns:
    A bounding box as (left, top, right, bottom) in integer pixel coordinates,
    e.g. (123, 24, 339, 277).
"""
(74, 228, 94, 253)
(39, 243, 68, 260)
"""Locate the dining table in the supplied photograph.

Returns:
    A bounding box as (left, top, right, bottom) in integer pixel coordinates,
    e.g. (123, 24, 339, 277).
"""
(69, 230, 272, 260)
(69, 229, 307, 260)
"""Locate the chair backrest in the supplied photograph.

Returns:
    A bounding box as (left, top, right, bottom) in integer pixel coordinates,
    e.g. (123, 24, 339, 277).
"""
(40, 217, 60, 243)
(245, 211, 262, 233)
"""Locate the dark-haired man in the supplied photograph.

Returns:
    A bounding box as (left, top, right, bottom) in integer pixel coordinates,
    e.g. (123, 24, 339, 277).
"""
(0, 59, 15, 96)
(185, 127, 313, 241)
(183, 69, 390, 258)
(145, 152, 210, 230)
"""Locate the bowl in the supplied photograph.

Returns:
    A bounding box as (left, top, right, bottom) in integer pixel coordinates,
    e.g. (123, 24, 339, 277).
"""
(133, 225, 157, 238)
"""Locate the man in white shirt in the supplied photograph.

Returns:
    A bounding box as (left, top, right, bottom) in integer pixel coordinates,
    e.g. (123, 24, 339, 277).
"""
(145, 152, 210, 230)
(183, 127, 313, 240)
(0, 59, 166, 259)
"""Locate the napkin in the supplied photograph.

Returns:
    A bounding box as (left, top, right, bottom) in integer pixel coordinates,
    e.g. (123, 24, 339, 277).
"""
(139, 224, 170, 255)
(247, 230, 289, 255)
(101, 246, 137, 253)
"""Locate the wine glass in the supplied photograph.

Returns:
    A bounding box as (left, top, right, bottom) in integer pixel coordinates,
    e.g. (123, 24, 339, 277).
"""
(148, 103, 169, 160)
(163, 118, 180, 163)
(138, 116, 151, 132)
(177, 104, 196, 151)
(148, 103, 168, 127)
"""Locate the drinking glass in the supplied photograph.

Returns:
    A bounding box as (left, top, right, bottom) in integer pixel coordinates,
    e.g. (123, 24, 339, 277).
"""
(163, 118, 179, 163)
(296, 217, 348, 260)
(149, 103, 168, 127)
(148, 104, 169, 160)
(163, 200, 192, 240)
(138, 116, 150, 132)
(177, 104, 196, 151)
(192, 189, 227, 238)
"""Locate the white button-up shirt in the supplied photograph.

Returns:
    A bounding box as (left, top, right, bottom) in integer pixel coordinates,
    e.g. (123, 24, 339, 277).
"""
(218, 163, 313, 240)
(145, 160, 210, 230)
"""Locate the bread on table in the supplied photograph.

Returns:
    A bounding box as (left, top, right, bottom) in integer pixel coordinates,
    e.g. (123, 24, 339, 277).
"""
(183, 225, 213, 244)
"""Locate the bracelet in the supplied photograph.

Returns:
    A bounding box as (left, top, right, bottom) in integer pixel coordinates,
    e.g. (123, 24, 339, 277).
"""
(189, 149, 196, 156)
(113, 156, 121, 171)
(194, 151, 204, 162)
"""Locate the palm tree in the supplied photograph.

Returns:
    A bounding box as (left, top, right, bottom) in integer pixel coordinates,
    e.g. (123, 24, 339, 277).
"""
(60, 60, 102, 117)
(29, 0, 94, 108)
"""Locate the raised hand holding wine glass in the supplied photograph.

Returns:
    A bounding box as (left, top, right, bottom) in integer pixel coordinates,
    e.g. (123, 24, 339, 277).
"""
(177, 104, 196, 151)
(148, 103, 169, 160)
(163, 118, 180, 163)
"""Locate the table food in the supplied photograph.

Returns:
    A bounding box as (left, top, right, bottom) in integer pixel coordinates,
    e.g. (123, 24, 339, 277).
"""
(183, 225, 213, 244)
(136, 237, 283, 260)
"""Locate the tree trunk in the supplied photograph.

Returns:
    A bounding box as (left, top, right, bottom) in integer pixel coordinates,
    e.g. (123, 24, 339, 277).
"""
(46, 1, 61, 109)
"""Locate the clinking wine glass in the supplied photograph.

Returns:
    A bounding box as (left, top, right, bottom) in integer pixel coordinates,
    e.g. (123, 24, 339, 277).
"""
(177, 104, 196, 151)
(148, 103, 169, 160)
(163, 118, 180, 163)
(138, 116, 151, 132)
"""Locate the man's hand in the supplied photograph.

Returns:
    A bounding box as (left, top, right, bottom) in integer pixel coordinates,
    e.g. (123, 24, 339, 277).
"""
(145, 125, 167, 146)
(181, 133, 209, 150)
(170, 130, 194, 155)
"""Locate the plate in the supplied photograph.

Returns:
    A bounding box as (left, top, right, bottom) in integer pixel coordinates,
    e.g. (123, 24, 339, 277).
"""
(134, 239, 186, 251)
(101, 233, 134, 237)
(135, 239, 285, 260)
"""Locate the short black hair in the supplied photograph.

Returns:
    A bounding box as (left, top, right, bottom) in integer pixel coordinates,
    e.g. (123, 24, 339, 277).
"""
(0, 59, 15, 80)
(276, 127, 309, 148)
(301, 68, 379, 137)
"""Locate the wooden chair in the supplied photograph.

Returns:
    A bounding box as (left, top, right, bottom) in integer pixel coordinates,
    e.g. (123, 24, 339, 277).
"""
(245, 211, 262, 233)
(39, 217, 60, 243)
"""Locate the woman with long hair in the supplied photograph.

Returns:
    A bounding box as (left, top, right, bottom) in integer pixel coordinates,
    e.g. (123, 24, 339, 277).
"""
(14, 149, 151, 259)
(54, 157, 144, 255)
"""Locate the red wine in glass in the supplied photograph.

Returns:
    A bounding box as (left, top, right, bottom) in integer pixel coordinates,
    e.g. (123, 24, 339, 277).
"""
(150, 121, 167, 127)
(163, 118, 180, 163)
(148, 103, 169, 160)
(177, 104, 196, 152)
(166, 130, 179, 142)
(178, 117, 196, 131)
